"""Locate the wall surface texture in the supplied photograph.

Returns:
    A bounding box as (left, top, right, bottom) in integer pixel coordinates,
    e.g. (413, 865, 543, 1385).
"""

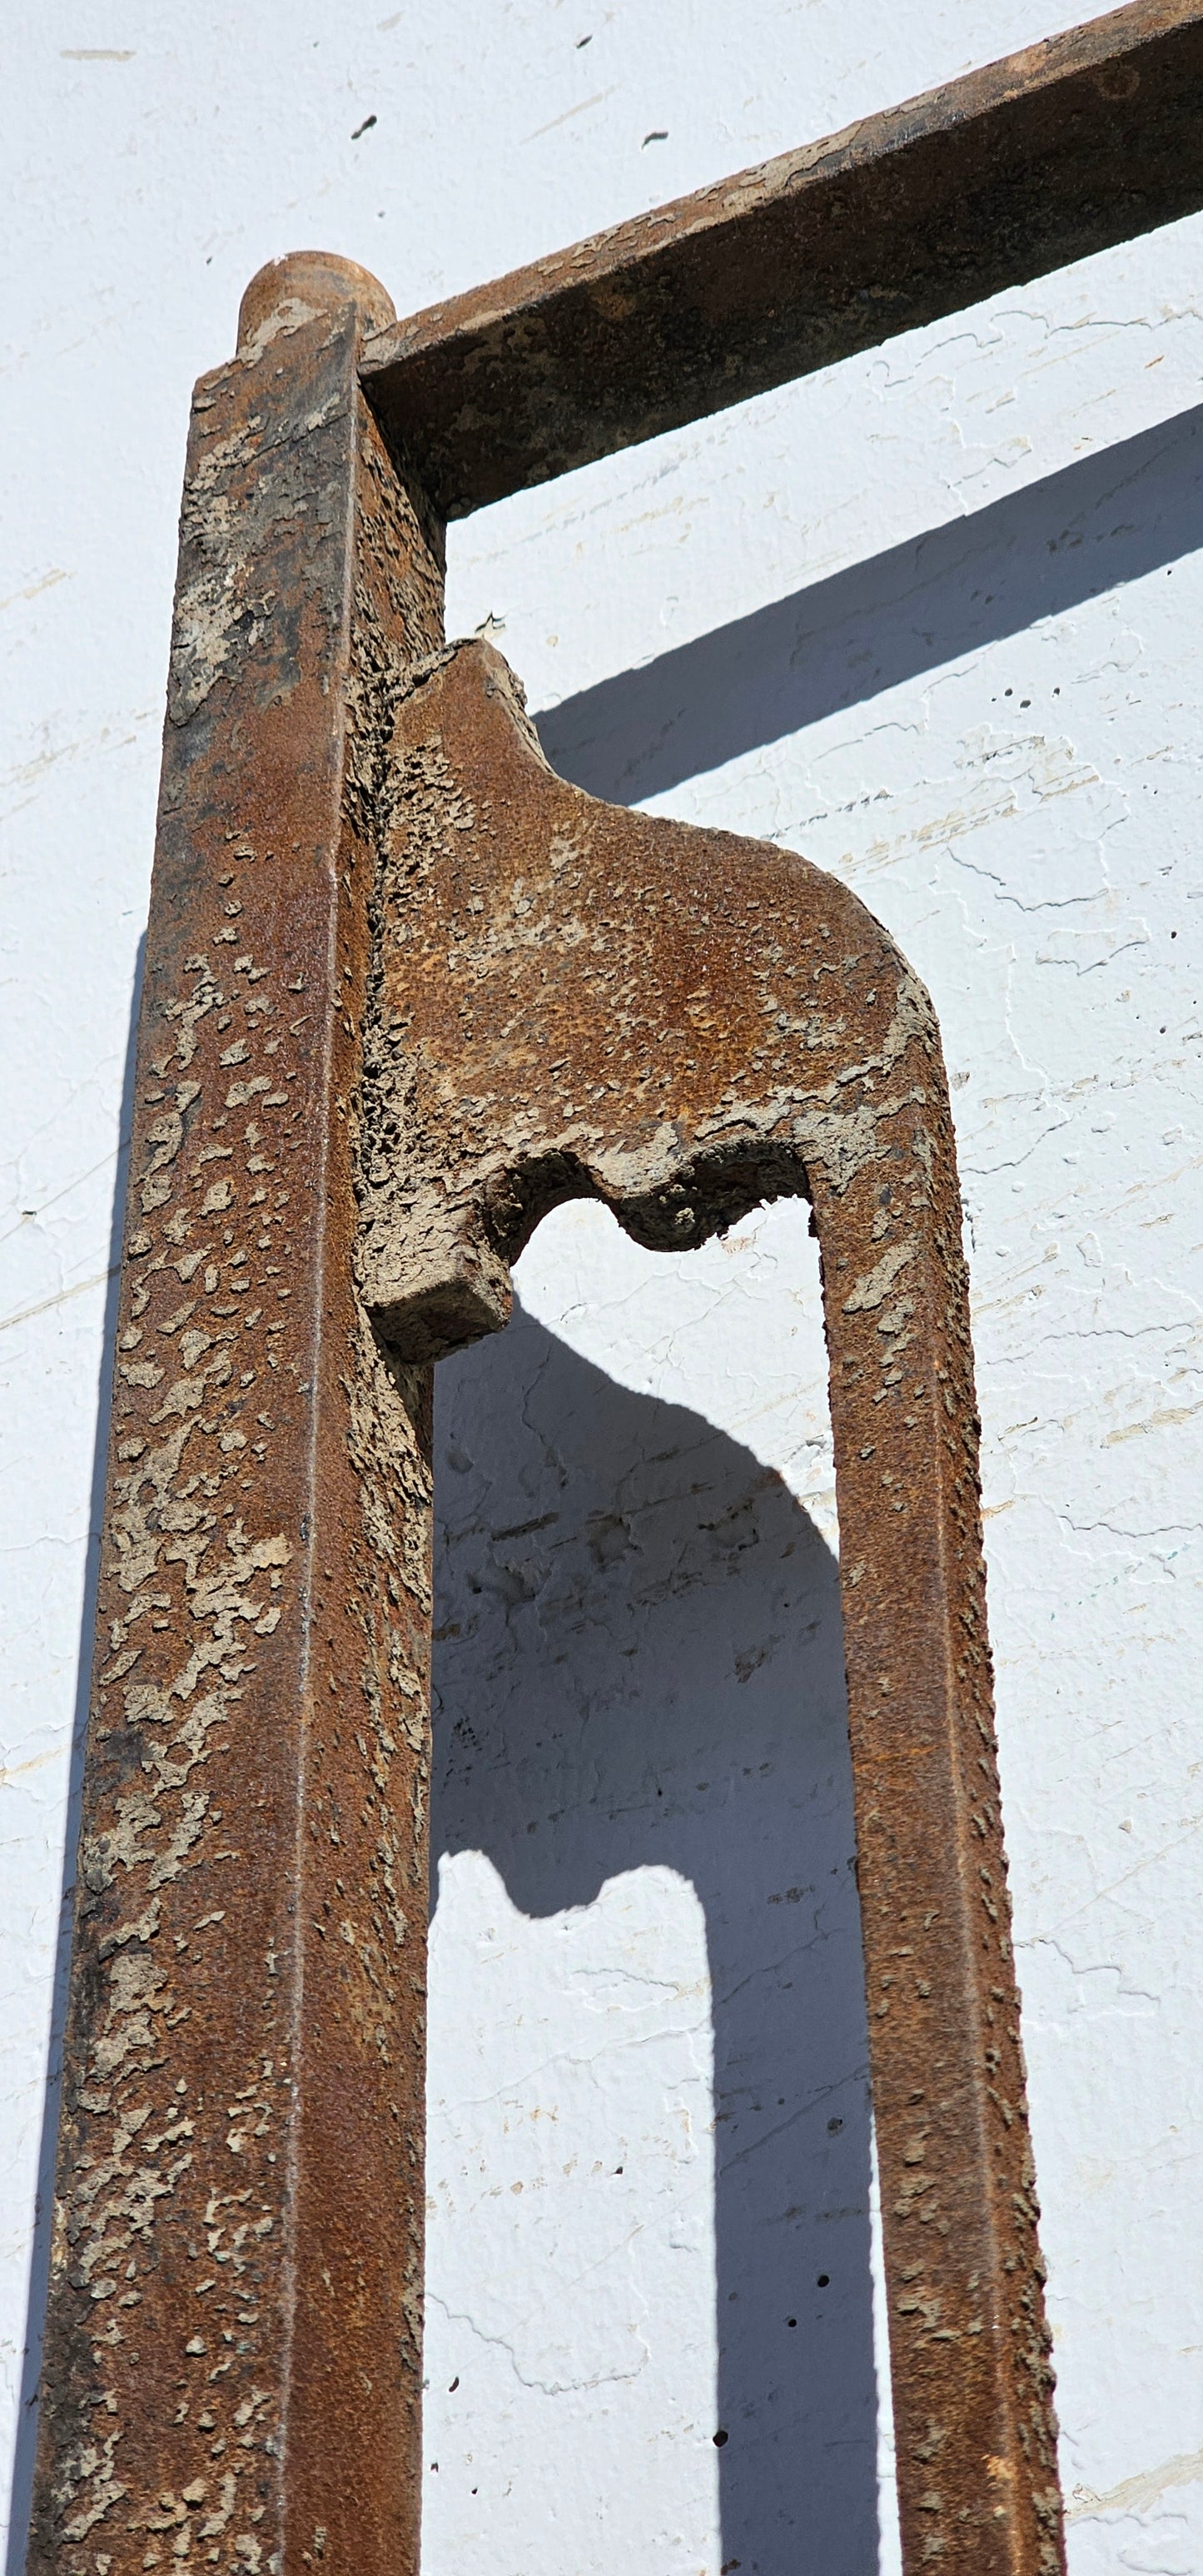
(4, 4, 1203, 2571)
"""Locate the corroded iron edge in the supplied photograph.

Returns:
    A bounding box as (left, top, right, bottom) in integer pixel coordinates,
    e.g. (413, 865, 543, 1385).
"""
(25, 263, 445, 2576)
(362, 0, 1203, 511)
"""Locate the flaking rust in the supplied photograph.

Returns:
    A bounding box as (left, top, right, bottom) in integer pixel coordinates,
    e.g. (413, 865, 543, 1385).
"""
(28, 257, 444, 2576)
(31, 237, 1067, 2576)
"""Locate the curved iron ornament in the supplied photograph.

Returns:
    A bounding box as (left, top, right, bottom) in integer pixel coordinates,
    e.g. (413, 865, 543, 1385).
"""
(33, 0, 1202, 2520)
(365, 638, 1064, 2574)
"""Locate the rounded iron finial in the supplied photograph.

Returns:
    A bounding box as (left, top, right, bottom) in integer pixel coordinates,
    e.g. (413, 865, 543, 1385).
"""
(236, 251, 395, 356)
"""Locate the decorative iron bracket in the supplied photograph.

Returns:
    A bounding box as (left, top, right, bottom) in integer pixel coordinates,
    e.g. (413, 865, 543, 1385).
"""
(29, 5, 1203, 2566)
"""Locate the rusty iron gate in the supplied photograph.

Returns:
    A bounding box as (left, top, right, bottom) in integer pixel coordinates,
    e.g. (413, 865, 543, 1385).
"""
(26, 4, 1203, 2569)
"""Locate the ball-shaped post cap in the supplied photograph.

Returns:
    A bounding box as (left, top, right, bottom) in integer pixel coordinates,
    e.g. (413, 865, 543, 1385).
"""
(236, 252, 395, 356)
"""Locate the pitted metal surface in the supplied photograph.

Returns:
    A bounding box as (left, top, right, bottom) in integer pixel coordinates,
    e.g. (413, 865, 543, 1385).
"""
(27, 265, 444, 2576)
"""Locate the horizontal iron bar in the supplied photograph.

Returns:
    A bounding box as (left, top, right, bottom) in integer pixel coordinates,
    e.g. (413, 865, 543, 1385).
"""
(362, 0, 1203, 517)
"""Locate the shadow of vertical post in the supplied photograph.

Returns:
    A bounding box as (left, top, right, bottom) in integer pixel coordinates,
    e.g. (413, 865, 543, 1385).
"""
(4, 936, 144, 2576)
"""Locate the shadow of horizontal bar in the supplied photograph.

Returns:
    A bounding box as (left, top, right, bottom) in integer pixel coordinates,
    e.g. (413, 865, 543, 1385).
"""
(363, 0, 1203, 515)
(535, 395, 1203, 802)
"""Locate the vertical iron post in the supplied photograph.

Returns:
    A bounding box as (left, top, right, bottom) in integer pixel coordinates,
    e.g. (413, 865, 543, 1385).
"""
(28, 257, 445, 2576)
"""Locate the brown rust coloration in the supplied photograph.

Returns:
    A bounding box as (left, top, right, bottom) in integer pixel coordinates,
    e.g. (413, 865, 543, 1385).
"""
(27, 261, 445, 2575)
(358, 639, 1064, 2575)
(362, 0, 1203, 514)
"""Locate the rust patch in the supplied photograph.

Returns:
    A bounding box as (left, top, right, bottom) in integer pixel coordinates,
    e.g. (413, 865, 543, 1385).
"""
(27, 262, 443, 2576)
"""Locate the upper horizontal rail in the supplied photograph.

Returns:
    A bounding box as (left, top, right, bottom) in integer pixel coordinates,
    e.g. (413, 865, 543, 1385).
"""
(361, 0, 1203, 517)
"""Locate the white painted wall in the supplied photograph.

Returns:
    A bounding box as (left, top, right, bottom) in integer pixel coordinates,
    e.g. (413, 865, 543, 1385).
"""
(3, 4, 1202, 2569)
